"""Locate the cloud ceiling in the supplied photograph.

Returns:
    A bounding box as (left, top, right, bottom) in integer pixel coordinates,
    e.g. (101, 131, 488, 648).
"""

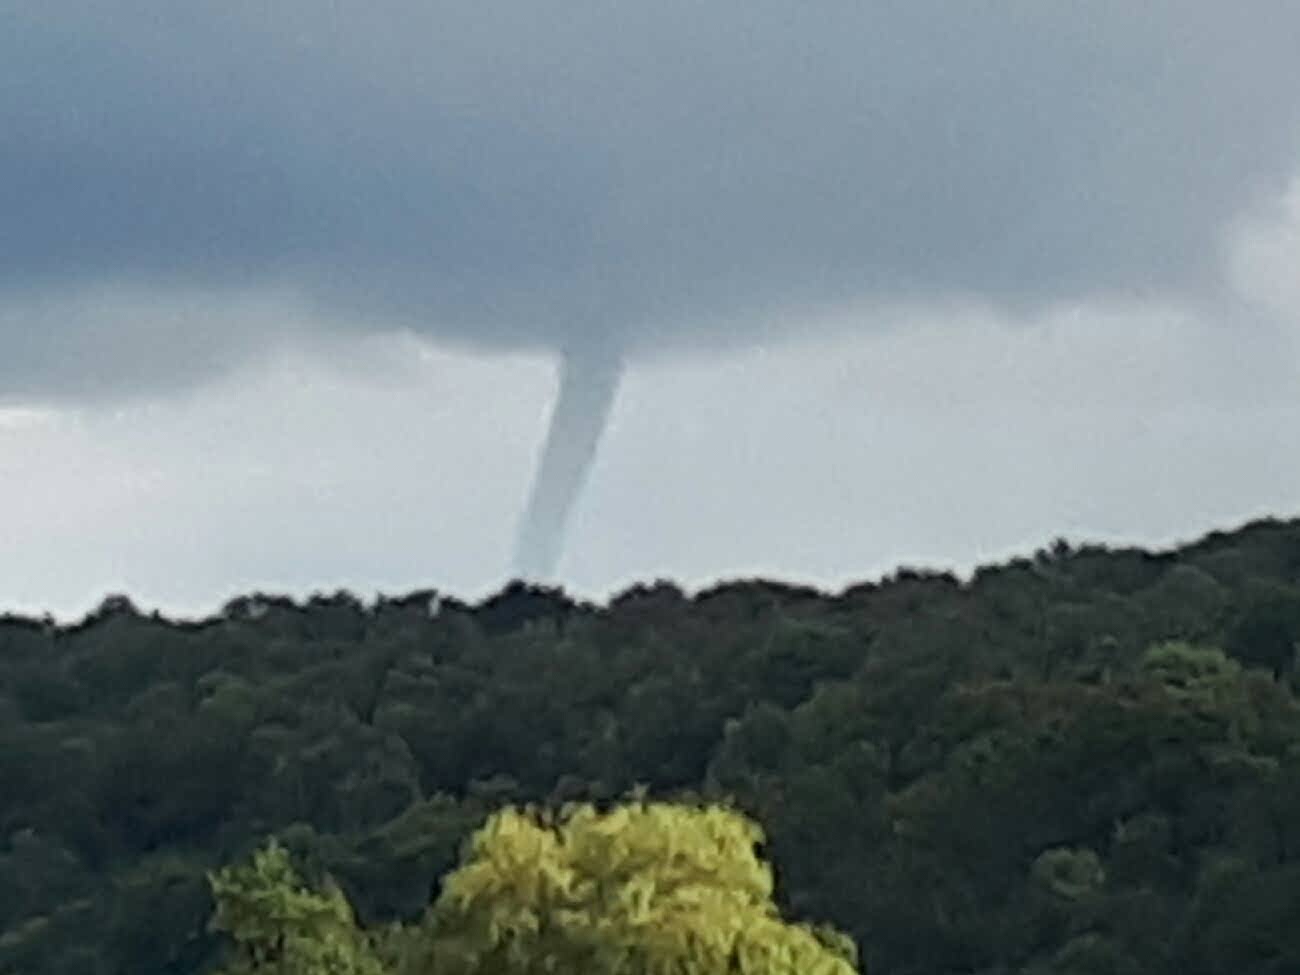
(3, 1, 1300, 401)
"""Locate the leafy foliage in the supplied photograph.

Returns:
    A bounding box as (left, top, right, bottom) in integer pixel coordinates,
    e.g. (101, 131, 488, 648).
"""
(3, 517, 1300, 974)
(208, 842, 383, 975)
(421, 801, 858, 975)
(209, 802, 859, 975)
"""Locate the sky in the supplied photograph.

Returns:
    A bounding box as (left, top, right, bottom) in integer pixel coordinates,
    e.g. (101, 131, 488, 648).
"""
(2, 3, 1300, 618)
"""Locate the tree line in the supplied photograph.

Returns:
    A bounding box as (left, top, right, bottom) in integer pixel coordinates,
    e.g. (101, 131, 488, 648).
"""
(3, 517, 1300, 973)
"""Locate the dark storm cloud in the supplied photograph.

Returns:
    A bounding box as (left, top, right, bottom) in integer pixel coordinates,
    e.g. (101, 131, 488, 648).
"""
(4, 1, 1300, 395)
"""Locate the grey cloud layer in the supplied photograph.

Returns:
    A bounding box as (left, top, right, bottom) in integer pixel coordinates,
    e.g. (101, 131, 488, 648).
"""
(5, 2, 1300, 395)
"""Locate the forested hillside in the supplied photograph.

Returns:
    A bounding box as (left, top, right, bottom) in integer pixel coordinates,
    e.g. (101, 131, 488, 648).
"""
(4, 518, 1300, 974)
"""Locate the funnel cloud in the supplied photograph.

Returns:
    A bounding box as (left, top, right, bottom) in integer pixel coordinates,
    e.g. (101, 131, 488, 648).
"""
(514, 348, 623, 579)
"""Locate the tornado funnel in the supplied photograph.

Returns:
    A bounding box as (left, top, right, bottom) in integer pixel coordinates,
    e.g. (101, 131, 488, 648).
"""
(513, 347, 623, 580)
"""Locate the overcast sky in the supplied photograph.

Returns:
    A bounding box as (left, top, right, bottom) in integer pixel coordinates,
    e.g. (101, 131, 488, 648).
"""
(3, 3, 1299, 618)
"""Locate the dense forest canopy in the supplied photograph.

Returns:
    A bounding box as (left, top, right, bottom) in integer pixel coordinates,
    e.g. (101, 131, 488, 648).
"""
(4, 517, 1300, 974)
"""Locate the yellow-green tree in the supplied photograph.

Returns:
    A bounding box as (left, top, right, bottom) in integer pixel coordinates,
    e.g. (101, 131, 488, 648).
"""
(414, 800, 860, 975)
(209, 801, 861, 975)
(208, 841, 385, 975)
